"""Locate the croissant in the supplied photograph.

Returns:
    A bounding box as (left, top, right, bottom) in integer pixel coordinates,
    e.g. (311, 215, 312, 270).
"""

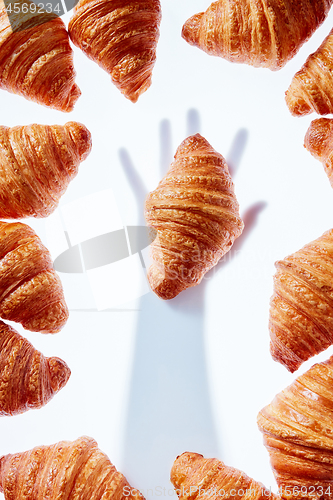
(0, 122, 92, 218)
(144, 133, 244, 300)
(257, 355, 333, 500)
(68, 0, 161, 103)
(304, 118, 333, 188)
(171, 452, 278, 500)
(0, 436, 145, 500)
(0, 320, 70, 416)
(286, 29, 333, 115)
(182, 0, 333, 70)
(269, 228, 333, 372)
(0, 0, 80, 111)
(0, 221, 68, 333)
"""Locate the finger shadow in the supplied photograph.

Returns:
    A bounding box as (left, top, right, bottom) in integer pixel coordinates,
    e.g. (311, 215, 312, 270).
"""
(186, 108, 201, 136)
(215, 201, 268, 273)
(159, 108, 201, 177)
(159, 119, 172, 176)
(170, 202, 267, 312)
(119, 148, 147, 225)
(227, 128, 248, 177)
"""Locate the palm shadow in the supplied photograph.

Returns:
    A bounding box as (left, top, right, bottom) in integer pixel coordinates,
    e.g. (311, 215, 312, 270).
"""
(120, 111, 266, 497)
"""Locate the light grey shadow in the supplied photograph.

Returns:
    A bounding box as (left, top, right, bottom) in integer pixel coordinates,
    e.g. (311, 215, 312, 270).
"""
(119, 148, 147, 226)
(186, 108, 201, 136)
(121, 289, 215, 495)
(53, 227, 156, 273)
(160, 119, 173, 175)
(159, 109, 201, 178)
(215, 201, 267, 273)
(120, 114, 264, 497)
(227, 128, 248, 177)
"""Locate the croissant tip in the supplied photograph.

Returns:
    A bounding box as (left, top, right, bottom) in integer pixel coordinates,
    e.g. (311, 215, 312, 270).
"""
(175, 452, 204, 461)
(175, 133, 213, 158)
(128, 94, 139, 103)
(62, 83, 81, 112)
(171, 452, 203, 489)
(285, 89, 311, 117)
(123, 86, 145, 103)
(0, 454, 11, 493)
(304, 118, 333, 160)
(0, 455, 5, 493)
(150, 284, 182, 300)
(147, 266, 184, 300)
(181, 13, 203, 46)
(47, 357, 71, 393)
(269, 337, 301, 373)
(113, 61, 154, 103)
(172, 451, 205, 475)
(65, 121, 92, 161)
(23, 301, 69, 334)
(171, 452, 228, 493)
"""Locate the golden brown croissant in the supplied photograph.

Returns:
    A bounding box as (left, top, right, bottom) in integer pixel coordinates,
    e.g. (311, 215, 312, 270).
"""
(0, 0, 80, 111)
(0, 221, 68, 333)
(144, 134, 244, 300)
(171, 452, 278, 500)
(68, 0, 161, 103)
(286, 29, 333, 116)
(0, 121, 92, 218)
(182, 0, 332, 70)
(258, 355, 333, 500)
(0, 320, 70, 416)
(0, 436, 145, 500)
(304, 118, 333, 187)
(269, 228, 333, 372)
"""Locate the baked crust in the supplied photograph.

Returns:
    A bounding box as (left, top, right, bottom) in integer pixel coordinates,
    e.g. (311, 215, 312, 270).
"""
(0, 121, 91, 218)
(286, 29, 333, 116)
(144, 134, 243, 299)
(258, 355, 333, 500)
(182, 0, 333, 70)
(0, 221, 68, 333)
(0, 436, 145, 500)
(68, 0, 161, 102)
(0, 320, 70, 415)
(304, 118, 333, 188)
(0, 0, 80, 111)
(171, 452, 278, 500)
(269, 229, 333, 371)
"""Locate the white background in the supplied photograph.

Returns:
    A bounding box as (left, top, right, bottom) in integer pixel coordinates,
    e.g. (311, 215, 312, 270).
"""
(1, 1, 333, 498)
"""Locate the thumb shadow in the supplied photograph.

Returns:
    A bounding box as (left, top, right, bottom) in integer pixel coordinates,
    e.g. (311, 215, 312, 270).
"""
(217, 201, 268, 272)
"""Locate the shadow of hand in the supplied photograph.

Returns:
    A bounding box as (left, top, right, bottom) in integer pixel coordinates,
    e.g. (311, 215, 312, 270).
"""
(119, 110, 267, 497)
